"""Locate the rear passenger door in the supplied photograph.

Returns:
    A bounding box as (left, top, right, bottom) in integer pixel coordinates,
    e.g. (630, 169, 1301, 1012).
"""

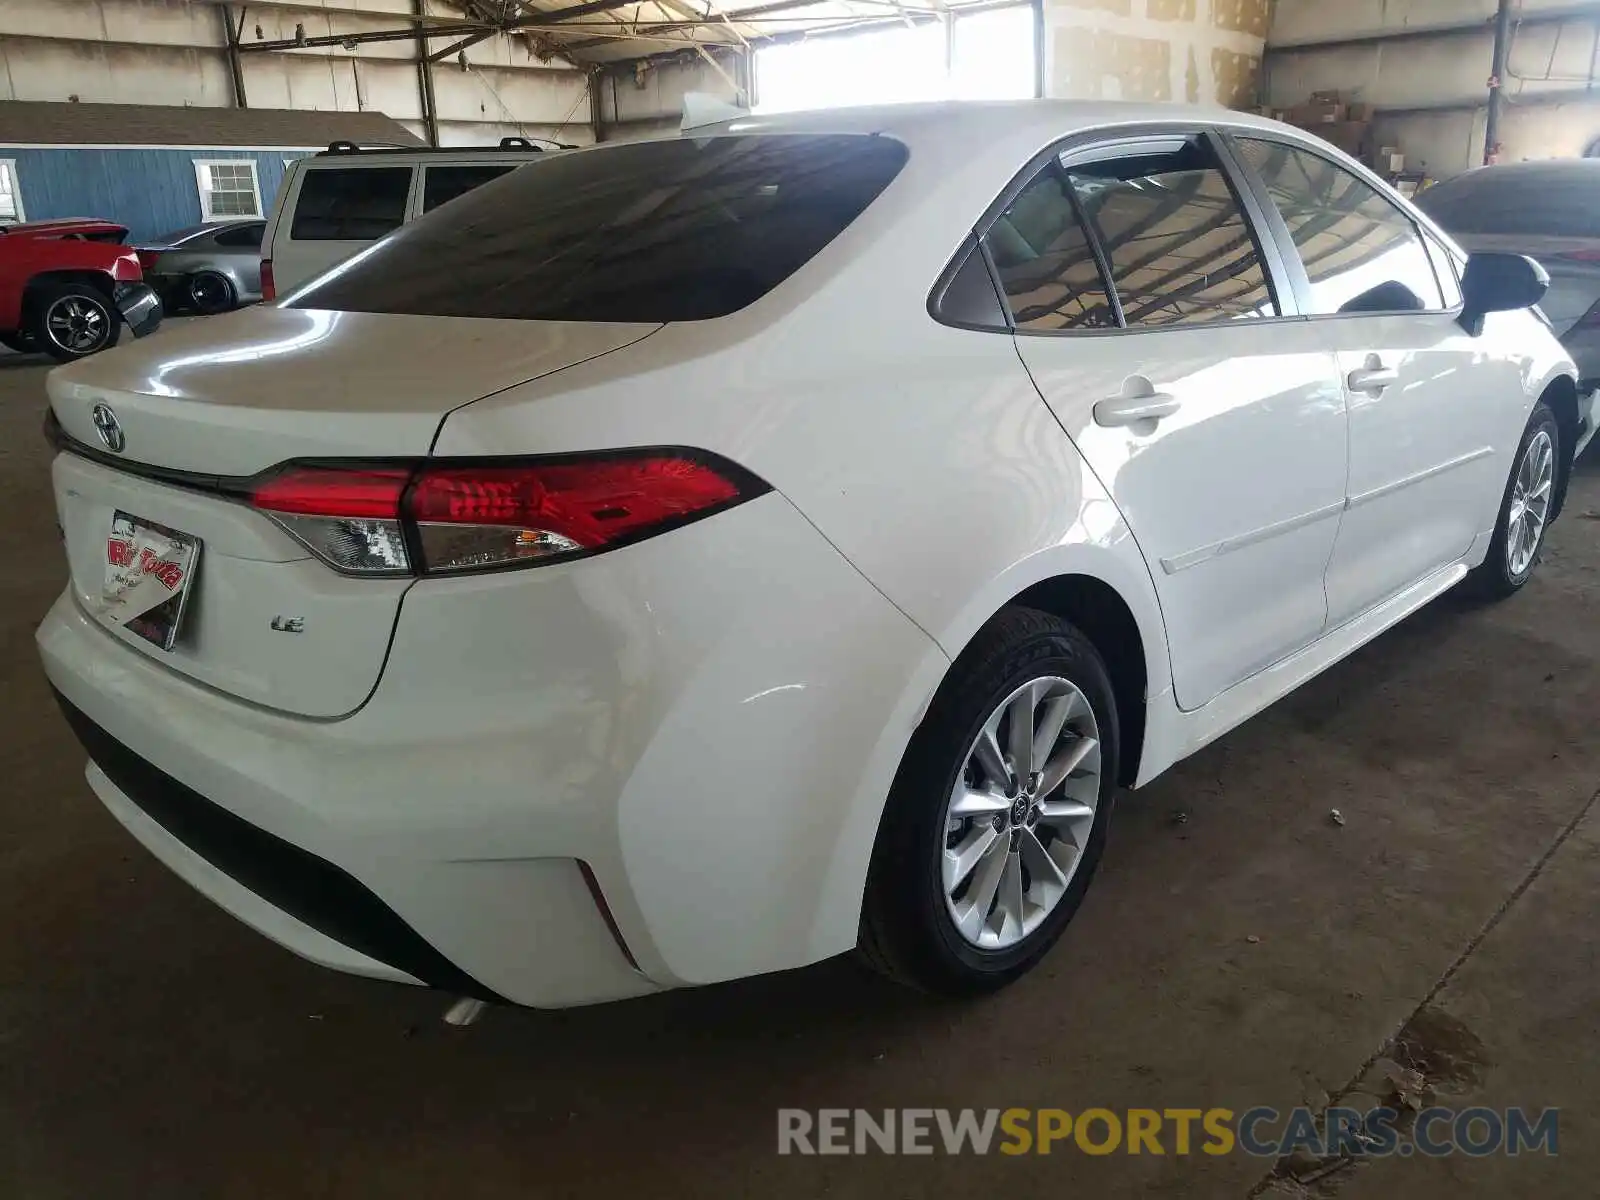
(273, 164, 414, 295)
(1231, 137, 1516, 624)
(998, 131, 1349, 710)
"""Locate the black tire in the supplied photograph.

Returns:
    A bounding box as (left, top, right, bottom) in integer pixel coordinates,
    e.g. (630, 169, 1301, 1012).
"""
(0, 329, 36, 354)
(1469, 401, 1561, 600)
(187, 270, 237, 315)
(29, 282, 120, 362)
(858, 606, 1120, 995)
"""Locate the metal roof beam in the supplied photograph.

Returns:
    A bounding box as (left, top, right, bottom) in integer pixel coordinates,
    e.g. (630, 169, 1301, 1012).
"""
(534, 0, 658, 22)
(425, 28, 500, 61)
(239, 23, 498, 51)
(191, 0, 485, 22)
(562, 0, 863, 49)
(571, 0, 1007, 53)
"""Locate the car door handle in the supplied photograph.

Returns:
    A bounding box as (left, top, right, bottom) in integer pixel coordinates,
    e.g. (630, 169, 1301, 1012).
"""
(1347, 356, 1399, 395)
(1094, 379, 1181, 427)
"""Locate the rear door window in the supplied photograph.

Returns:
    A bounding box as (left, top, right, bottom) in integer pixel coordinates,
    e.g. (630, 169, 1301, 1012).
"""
(982, 136, 1277, 331)
(290, 135, 907, 322)
(1069, 141, 1277, 327)
(422, 164, 519, 213)
(213, 222, 265, 249)
(290, 167, 412, 241)
(984, 168, 1115, 330)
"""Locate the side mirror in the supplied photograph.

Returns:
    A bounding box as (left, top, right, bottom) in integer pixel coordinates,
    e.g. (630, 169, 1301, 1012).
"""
(1459, 252, 1549, 336)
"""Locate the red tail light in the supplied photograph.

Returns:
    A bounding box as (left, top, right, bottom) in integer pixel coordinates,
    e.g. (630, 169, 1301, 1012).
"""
(253, 467, 410, 518)
(248, 452, 764, 576)
(260, 259, 275, 301)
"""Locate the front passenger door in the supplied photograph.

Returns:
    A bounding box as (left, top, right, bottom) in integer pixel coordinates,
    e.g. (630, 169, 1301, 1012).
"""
(997, 132, 1349, 711)
(1232, 138, 1520, 625)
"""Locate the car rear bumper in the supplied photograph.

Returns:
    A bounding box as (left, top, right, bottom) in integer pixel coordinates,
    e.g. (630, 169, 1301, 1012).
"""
(55, 691, 502, 996)
(37, 491, 941, 1007)
(114, 283, 163, 338)
(41, 609, 655, 1007)
(143, 273, 182, 299)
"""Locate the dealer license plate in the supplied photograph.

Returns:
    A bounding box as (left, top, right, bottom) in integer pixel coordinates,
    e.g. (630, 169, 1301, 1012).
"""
(101, 511, 201, 651)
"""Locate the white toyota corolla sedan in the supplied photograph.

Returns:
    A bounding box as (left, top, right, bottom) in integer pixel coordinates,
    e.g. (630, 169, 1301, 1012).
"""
(38, 102, 1581, 1009)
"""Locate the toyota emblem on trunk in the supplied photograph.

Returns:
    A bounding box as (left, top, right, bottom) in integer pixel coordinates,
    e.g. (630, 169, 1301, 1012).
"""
(90, 404, 125, 453)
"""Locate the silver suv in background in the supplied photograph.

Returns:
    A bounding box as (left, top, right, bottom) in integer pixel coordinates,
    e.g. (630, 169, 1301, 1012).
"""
(260, 138, 564, 299)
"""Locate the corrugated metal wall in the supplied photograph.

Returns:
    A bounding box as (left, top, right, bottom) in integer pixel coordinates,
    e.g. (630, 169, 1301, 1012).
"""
(0, 0, 593, 148)
(0, 147, 303, 241)
(1267, 0, 1600, 177)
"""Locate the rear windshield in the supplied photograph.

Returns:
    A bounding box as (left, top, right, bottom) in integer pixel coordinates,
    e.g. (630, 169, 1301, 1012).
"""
(1417, 169, 1600, 238)
(149, 225, 212, 246)
(290, 134, 908, 322)
(214, 222, 265, 248)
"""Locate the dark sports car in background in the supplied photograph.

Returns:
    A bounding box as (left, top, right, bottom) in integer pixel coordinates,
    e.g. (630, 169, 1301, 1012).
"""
(137, 219, 265, 314)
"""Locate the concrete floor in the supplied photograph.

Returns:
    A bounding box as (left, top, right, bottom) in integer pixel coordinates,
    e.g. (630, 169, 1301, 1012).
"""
(2, 328, 1598, 1198)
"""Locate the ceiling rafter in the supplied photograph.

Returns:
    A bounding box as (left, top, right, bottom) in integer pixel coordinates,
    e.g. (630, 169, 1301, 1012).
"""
(197, 0, 1010, 75)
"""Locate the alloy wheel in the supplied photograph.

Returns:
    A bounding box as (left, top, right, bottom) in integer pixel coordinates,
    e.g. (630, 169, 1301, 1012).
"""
(1506, 428, 1554, 577)
(44, 296, 109, 354)
(941, 676, 1101, 950)
(190, 273, 231, 313)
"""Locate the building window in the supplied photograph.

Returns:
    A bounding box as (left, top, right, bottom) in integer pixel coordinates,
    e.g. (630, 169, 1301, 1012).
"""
(0, 161, 23, 224)
(754, 4, 1035, 111)
(193, 159, 263, 220)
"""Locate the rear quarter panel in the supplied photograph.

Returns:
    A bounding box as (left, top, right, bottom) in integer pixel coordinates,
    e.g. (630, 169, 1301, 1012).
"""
(430, 127, 1182, 963)
(433, 122, 1176, 696)
(156, 248, 261, 299)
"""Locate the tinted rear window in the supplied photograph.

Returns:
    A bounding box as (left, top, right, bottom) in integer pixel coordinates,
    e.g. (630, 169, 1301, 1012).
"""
(422, 164, 519, 212)
(214, 222, 265, 248)
(1417, 169, 1600, 238)
(291, 167, 411, 241)
(291, 134, 908, 322)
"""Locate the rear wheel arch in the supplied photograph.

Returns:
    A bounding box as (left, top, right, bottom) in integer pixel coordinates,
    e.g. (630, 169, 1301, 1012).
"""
(1006, 575, 1149, 788)
(22, 270, 115, 319)
(25, 274, 120, 360)
(931, 575, 1151, 789)
(1540, 374, 1580, 520)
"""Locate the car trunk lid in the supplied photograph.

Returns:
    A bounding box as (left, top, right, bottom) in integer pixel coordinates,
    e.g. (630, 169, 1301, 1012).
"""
(48, 308, 659, 718)
(49, 308, 660, 474)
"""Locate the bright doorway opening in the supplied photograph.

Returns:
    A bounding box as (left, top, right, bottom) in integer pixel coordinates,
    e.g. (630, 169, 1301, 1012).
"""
(754, 5, 1037, 113)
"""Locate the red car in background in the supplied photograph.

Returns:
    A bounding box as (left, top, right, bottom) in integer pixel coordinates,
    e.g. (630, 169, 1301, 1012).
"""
(0, 218, 163, 361)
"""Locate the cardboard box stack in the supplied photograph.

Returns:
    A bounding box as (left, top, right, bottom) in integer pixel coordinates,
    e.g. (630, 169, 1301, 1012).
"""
(1258, 90, 1405, 177)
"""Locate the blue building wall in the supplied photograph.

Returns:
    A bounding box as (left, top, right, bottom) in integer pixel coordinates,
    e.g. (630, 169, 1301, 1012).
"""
(1, 147, 310, 242)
